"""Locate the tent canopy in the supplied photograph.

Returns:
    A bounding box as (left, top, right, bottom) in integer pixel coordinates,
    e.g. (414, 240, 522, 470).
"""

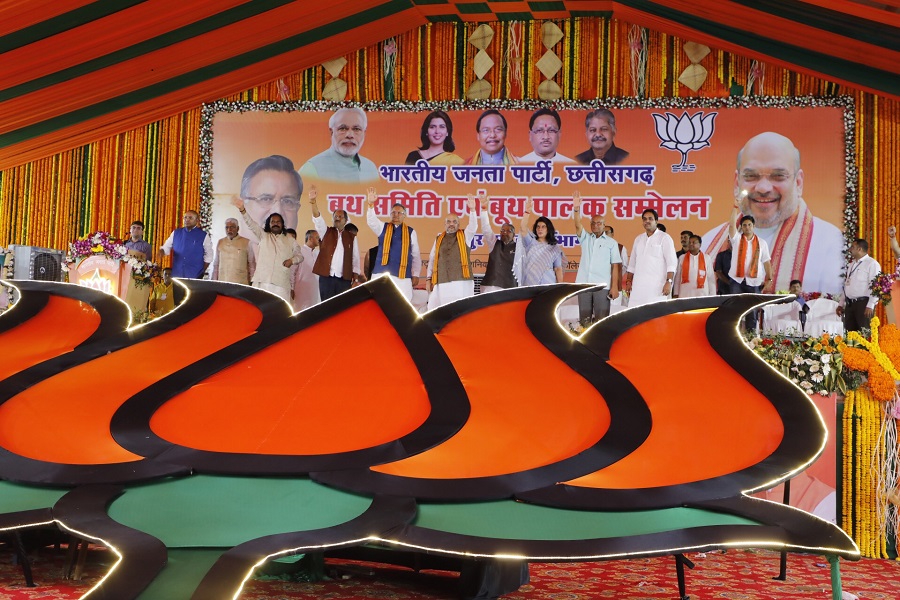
(0, 0, 897, 168)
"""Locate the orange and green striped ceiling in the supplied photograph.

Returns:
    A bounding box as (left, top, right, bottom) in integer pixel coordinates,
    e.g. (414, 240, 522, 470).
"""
(0, 0, 897, 169)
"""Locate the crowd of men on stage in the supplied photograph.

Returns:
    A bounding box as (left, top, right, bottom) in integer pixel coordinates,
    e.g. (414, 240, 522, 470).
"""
(130, 189, 886, 336)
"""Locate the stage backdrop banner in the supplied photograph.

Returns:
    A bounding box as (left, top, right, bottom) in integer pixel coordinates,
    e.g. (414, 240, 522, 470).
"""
(207, 102, 847, 294)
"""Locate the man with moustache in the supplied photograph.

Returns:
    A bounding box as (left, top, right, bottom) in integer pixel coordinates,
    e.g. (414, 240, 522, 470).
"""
(479, 192, 518, 293)
(240, 155, 303, 232)
(232, 197, 303, 303)
(520, 108, 574, 163)
(211, 218, 254, 285)
(837, 239, 881, 332)
(426, 196, 478, 310)
(702, 132, 843, 294)
(575, 108, 629, 165)
(625, 209, 677, 307)
(299, 107, 379, 183)
(673, 235, 716, 298)
(465, 109, 519, 165)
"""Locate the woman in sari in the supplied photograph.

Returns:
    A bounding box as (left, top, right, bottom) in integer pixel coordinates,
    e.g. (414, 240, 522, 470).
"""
(517, 200, 565, 286)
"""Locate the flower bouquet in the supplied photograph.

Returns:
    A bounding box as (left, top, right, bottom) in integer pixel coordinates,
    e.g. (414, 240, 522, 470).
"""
(746, 331, 846, 396)
(65, 231, 160, 288)
(871, 270, 898, 306)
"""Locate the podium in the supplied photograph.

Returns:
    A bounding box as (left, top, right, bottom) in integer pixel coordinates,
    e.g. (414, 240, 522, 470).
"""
(70, 254, 151, 315)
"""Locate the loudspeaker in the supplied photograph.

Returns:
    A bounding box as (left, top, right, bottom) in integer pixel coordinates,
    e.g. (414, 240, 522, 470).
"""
(11, 245, 65, 281)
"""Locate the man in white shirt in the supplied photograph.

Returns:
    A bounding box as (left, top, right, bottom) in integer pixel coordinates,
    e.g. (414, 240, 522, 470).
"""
(837, 238, 881, 332)
(625, 209, 677, 307)
(673, 234, 715, 298)
(727, 199, 774, 331)
(309, 186, 361, 301)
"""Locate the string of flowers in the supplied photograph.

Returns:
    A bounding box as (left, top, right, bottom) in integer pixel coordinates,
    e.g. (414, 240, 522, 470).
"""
(839, 317, 900, 558)
(774, 290, 837, 301)
(63, 231, 160, 288)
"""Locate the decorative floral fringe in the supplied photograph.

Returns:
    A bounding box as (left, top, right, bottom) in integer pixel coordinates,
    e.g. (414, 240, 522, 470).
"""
(382, 38, 397, 102)
(843, 386, 895, 558)
(627, 25, 647, 97)
(876, 393, 900, 553)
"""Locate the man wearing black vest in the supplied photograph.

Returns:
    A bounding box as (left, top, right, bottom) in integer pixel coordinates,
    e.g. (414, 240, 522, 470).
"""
(308, 186, 360, 301)
(478, 193, 517, 294)
(478, 192, 517, 294)
(426, 196, 477, 310)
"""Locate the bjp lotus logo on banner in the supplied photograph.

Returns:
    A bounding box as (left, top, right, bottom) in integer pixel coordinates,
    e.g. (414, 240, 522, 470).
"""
(652, 111, 718, 173)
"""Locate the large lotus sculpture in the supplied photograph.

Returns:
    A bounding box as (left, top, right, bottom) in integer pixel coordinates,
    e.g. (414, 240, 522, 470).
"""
(0, 278, 857, 599)
(652, 110, 717, 171)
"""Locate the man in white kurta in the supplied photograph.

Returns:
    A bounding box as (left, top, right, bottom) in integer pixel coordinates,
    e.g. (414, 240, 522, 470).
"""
(291, 230, 321, 312)
(234, 198, 302, 303)
(426, 198, 478, 310)
(673, 234, 715, 298)
(626, 209, 677, 307)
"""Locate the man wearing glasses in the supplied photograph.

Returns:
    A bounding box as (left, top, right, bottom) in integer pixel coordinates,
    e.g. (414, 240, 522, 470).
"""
(299, 107, 379, 183)
(702, 132, 843, 295)
(465, 109, 519, 165)
(520, 108, 574, 163)
(240, 155, 304, 232)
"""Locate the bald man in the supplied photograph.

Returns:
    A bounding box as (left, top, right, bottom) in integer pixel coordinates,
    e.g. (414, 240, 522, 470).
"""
(702, 132, 843, 294)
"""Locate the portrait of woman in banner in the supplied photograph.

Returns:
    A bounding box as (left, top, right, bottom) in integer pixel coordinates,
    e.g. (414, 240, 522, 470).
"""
(404, 110, 465, 166)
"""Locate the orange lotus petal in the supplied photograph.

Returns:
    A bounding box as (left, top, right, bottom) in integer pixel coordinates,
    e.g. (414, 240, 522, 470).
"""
(150, 299, 432, 455)
(566, 309, 784, 489)
(0, 294, 101, 379)
(372, 299, 611, 479)
(0, 295, 262, 464)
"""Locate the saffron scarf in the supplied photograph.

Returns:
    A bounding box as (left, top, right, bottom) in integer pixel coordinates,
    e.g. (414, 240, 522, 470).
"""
(705, 200, 815, 292)
(380, 223, 411, 279)
(736, 234, 760, 279)
(431, 230, 470, 284)
(680, 252, 707, 288)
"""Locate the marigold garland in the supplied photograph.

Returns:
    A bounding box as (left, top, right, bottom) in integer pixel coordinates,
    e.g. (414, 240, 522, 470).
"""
(839, 317, 900, 401)
(842, 387, 892, 558)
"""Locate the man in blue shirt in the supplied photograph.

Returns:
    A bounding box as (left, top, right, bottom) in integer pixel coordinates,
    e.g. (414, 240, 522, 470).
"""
(572, 191, 621, 322)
